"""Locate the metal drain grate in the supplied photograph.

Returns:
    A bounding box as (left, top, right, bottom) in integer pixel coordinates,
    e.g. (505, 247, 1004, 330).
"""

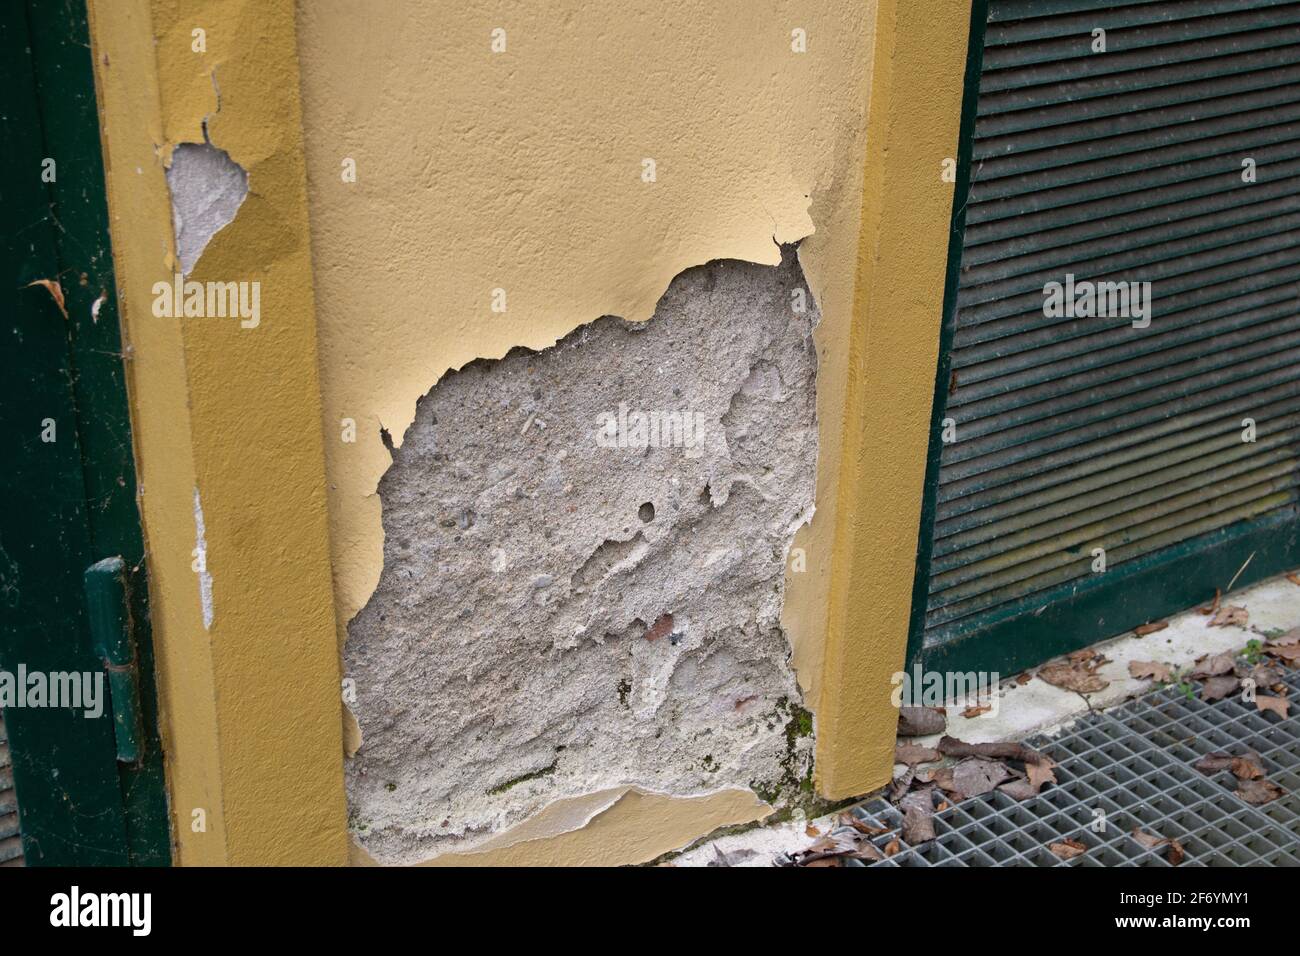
(820, 667, 1300, 867)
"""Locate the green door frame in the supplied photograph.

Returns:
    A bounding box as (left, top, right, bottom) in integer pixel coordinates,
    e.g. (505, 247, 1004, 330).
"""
(906, 0, 1300, 678)
(0, 0, 171, 865)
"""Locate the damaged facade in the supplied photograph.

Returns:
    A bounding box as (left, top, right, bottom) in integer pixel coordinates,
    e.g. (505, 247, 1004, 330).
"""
(347, 249, 820, 863)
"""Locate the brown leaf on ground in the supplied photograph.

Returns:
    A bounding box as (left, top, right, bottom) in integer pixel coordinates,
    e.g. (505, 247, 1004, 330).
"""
(1197, 588, 1222, 615)
(1131, 829, 1166, 850)
(805, 824, 821, 837)
(1236, 778, 1285, 805)
(1049, 838, 1088, 860)
(884, 838, 901, 857)
(1200, 675, 1240, 702)
(1015, 672, 1033, 685)
(1208, 605, 1249, 628)
(936, 735, 1054, 768)
(900, 791, 936, 845)
(952, 757, 1013, 798)
(1230, 754, 1265, 781)
(1166, 840, 1185, 866)
(929, 767, 959, 794)
(1038, 660, 1109, 694)
(895, 743, 941, 765)
(1265, 642, 1300, 663)
(1193, 753, 1236, 775)
(1240, 663, 1284, 686)
(26, 279, 68, 319)
(961, 703, 992, 718)
(890, 767, 916, 801)
(998, 779, 1037, 801)
(1191, 653, 1235, 678)
(789, 830, 884, 866)
(1025, 758, 1058, 794)
(1134, 621, 1169, 637)
(1268, 627, 1300, 646)
(839, 814, 891, 838)
(1286, 572, 1300, 586)
(1128, 660, 1172, 682)
(1257, 695, 1290, 719)
(897, 706, 946, 737)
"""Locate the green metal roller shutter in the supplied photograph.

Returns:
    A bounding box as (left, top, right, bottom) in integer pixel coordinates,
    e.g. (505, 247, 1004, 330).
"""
(910, 0, 1300, 675)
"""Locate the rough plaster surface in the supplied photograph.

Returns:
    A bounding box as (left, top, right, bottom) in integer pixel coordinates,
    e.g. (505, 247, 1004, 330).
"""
(165, 141, 248, 275)
(346, 250, 819, 864)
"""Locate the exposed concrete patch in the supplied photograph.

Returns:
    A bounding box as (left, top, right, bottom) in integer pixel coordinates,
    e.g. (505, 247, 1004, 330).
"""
(345, 248, 820, 864)
(165, 141, 248, 275)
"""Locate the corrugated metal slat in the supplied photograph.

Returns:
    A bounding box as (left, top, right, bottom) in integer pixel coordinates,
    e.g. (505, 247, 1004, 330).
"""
(921, 0, 1300, 648)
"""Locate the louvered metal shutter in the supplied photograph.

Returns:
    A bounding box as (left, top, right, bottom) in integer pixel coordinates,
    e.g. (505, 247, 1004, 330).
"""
(910, 0, 1300, 675)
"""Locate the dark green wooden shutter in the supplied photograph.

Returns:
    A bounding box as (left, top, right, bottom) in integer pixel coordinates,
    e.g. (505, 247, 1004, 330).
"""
(911, 0, 1300, 675)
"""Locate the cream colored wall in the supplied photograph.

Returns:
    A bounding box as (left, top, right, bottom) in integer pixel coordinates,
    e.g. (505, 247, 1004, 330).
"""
(295, 0, 876, 861)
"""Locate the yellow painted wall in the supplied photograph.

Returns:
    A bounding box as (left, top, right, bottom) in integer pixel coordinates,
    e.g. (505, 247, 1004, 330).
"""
(295, 0, 877, 860)
(88, 0, 969, 864)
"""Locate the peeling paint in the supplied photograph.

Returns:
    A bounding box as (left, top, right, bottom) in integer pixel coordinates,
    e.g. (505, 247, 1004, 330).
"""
(165, 142, 248, 276)
(297, 0, 875, 861)
(347, 252, 819, 863)
(192, 487, 214, 631)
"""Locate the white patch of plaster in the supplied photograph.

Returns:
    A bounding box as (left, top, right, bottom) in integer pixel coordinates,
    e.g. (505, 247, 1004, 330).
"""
(193, 487, 214, 631)
(165, 142, 248, 276)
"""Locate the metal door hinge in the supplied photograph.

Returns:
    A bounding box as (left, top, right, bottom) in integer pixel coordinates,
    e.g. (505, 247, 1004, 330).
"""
(83, 556, 144, 764)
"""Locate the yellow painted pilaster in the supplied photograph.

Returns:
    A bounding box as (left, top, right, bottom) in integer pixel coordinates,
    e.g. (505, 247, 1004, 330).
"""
(816, 0, 974, 798)
(88, 0, 348, 864)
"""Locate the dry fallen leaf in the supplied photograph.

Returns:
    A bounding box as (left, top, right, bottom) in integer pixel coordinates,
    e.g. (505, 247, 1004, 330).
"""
(1257, 695, 1290, 719)
(884, 838, 901, 857)
(1200, 675, 1240, 702)
(998, 779, 1037, 801)
(1049, 838, 1088, 861)
(1197, 588, 1222, 615)
(1265, 641, 1300, 663)
(1166, 839, 1185, 866)
(1128, 660, 1172, 682)
(1134, 621, 1169, 637)
(26, 278, 68, 319)
(1193, 753, 1236, 775)
(900, 790, 937, 845)
(1038, 660, 1109, 694)
(1285, 572, 1300, 586)
(1230, 754, 1265, 781)
(961, 703, 992, 718)
(839, 813, 891, 838)
(1015, 672, 1033, 685)
(1131, 829, 1166, 850)
(1025, 758, 1058, 794)
(952, 757, 1013, 799)
(1208, 605, 1249, 628)
(895, 743, 942, 765)
(1191, 653, 1235, 678)
(897, 706, 946, 737)
(1236, 778, 1284, 806)
(805, 823, 821, 838)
